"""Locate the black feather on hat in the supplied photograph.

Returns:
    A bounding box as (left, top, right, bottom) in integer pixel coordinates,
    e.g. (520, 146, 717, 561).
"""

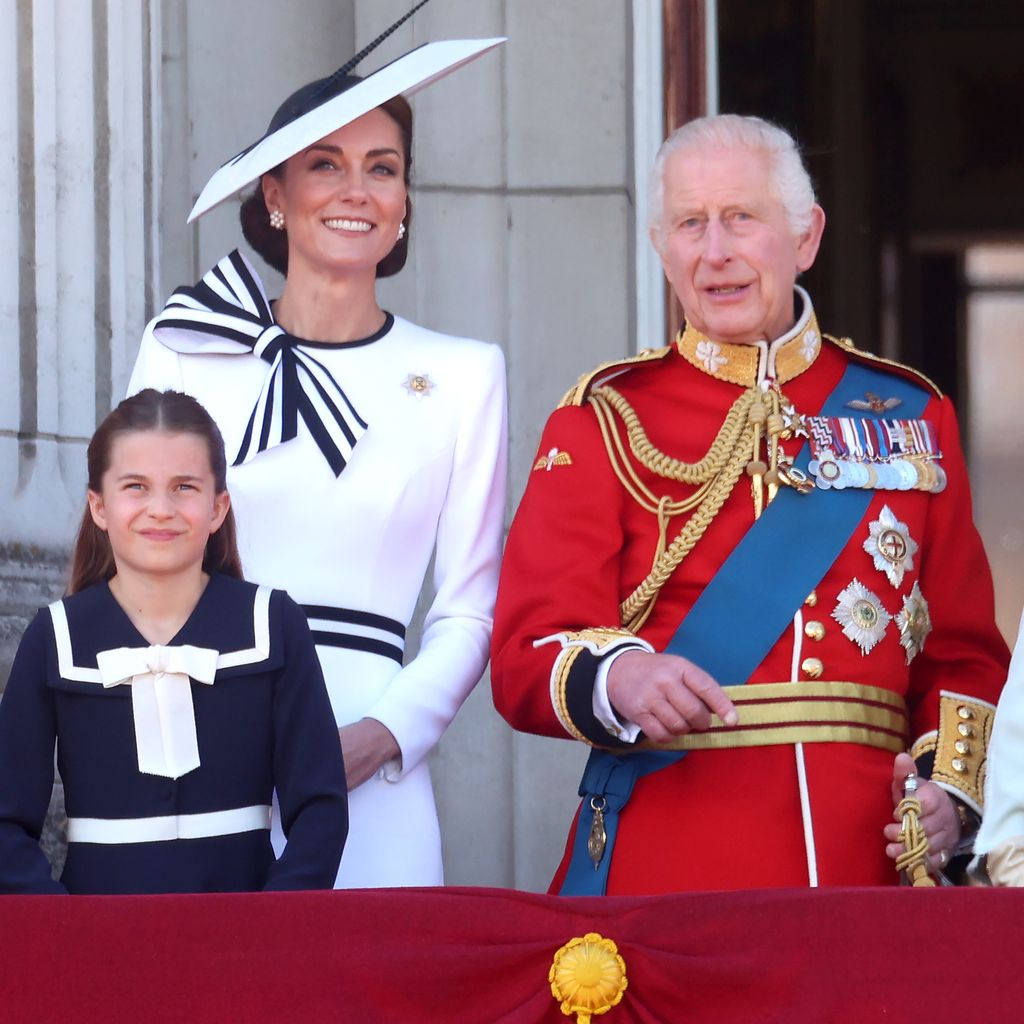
(188, 1, 503, 223)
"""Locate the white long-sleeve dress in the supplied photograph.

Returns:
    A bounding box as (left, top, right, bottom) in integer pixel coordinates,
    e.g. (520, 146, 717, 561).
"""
(974, 607, 1024, 884)
(129, 250, 507, 887)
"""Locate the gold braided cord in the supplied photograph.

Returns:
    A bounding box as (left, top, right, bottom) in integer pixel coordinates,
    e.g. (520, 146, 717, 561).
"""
(587, 381, 806, 631)
(586, 385, 763, 632)
(593, 385, 758, 484)
(590, 396, 708, 517)
(895, 794, 937, 887)
(619, 436, 751, 630)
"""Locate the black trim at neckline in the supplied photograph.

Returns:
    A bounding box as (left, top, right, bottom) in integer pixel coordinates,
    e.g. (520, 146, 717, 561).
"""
(273, 310, 395, 350)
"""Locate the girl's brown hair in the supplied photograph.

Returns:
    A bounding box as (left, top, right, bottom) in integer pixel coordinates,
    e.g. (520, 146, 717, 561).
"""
(68, 389, 243, 594)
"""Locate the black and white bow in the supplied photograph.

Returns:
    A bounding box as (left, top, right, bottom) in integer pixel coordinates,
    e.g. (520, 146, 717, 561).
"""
(151, 250, 367, 476)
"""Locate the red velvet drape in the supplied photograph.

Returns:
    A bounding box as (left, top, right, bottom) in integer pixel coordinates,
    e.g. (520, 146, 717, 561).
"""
(1, 886, 1019, 1022)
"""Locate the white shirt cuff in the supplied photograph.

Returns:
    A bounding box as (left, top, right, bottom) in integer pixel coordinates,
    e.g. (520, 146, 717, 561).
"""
(592, 648, 644, 743)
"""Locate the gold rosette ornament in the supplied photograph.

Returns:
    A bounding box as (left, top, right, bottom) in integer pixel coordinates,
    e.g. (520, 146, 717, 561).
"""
(549, 932, 628, 1023)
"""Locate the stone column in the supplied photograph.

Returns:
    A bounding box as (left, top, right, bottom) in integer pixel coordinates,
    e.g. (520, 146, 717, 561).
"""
(1, 0, 161, 678)
(0, 0, 163, 874)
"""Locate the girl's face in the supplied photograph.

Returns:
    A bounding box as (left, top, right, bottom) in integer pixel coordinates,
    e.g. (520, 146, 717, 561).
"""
(262, 107, 408, 281)
(87, 431, 230, 584)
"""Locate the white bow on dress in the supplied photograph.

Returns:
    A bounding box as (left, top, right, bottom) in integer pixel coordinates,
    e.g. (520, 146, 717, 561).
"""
(96, 644, 219, 780)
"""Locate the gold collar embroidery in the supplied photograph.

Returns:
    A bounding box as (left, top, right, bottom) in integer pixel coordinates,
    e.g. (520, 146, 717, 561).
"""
(677, 286, 821, 386)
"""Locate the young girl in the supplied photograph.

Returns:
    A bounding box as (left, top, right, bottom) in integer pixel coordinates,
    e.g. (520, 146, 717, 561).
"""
(0, 389, 347, 894)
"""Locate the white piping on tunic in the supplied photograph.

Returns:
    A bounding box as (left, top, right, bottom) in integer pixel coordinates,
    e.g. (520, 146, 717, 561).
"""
(790, 607, 819, 886)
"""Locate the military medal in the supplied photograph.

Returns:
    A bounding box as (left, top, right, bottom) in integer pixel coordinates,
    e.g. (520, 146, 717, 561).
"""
(864, 505, 918, 588)
(894, 460, 917, 490)
(847, 462, 869, 488)
(832, 578, 891, 655)
(587, 796, 607, 869)
(803, 412, 944, 494)
(780, 401, 808, 438)
(808, 449, 843, 489)
(895, 582, 932, 664)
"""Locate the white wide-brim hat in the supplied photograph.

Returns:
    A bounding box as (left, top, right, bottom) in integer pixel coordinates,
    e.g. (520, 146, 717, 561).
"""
(188, 36, 504, 223)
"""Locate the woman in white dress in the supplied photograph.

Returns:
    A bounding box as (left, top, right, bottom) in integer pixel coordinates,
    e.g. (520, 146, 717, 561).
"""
(129, 27, 506, 887)
(972, 610, 1024, 885)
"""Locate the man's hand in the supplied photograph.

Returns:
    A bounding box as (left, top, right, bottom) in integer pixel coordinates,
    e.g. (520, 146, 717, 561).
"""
(883, 751, 961, 871)
(606, 650, 737, 743)
(338, 718, 401, 791)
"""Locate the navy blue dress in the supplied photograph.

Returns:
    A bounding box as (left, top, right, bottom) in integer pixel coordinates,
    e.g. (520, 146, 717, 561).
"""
(0, 573, 348, 894)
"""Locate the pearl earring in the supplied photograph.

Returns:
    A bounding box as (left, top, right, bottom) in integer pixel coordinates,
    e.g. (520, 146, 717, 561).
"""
(397, 222, 406, 241)
(269, 209, 285, 230)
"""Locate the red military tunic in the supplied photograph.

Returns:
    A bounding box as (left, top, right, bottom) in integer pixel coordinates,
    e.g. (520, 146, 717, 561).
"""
(491, 293, 1008, 894)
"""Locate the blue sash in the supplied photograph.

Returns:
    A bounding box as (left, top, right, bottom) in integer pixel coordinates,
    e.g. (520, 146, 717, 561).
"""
(560, 360, 931, 895)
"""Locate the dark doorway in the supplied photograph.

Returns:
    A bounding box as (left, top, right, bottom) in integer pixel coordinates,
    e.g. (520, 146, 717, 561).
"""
(718, 0, 1024, 406)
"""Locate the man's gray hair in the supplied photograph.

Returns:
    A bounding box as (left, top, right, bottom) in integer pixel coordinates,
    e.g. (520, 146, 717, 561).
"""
(648, 114, 817, 242)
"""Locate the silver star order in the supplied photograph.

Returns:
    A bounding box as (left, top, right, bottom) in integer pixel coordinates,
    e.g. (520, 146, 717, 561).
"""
(832, 578, 891, 656)
(863, 505, 918, 588)
(402, 373, 434, 399)
(895, 581, 931, 664)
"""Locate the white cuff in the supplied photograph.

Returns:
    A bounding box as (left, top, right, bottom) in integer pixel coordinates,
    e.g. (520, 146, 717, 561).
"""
(592, 648, 644, 743)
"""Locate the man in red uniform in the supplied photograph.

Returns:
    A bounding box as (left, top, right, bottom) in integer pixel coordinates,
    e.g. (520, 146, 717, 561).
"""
(491, 115, 1009, 895)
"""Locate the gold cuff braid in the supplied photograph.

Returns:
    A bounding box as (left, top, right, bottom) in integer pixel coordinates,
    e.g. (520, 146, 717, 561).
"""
(543, 628, 651, 744)
(929, 692, 996, 813)
(909, 732, 937, 762)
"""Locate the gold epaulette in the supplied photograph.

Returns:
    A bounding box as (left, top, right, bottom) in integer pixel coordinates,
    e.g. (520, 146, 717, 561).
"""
(824, 334, 943, 399)
(557, 346, 672, 408)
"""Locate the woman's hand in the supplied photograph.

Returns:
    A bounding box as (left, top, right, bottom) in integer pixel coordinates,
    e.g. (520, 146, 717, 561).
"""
(883, 751, 961, 872)
(338, 718, 401, 791)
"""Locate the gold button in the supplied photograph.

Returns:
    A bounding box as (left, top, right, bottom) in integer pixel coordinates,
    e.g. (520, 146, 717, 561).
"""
(805, 591, 818, 607)
(801, 657, 824, 679)
(951, 757, 967, 773)
(804, 621, 825, 642)
(957, 723, 974, 738)
(954, 740, 971, 756)
(957, 706, 975, 720)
